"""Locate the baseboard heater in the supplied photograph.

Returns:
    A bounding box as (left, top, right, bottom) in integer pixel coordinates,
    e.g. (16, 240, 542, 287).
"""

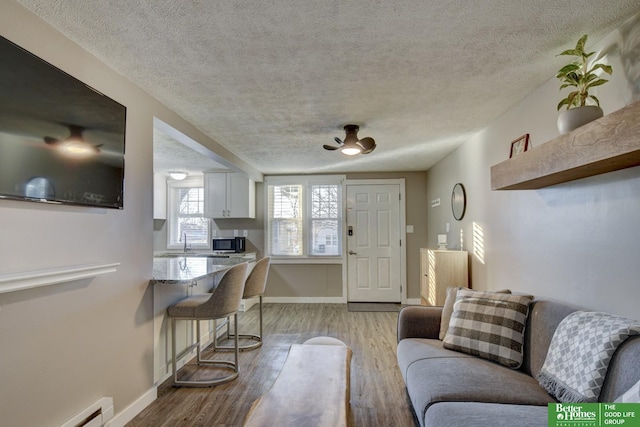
(60, 397, 114, 427)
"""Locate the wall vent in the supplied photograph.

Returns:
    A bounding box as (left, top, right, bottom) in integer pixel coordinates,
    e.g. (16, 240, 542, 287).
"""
(60, 397, 114, 427)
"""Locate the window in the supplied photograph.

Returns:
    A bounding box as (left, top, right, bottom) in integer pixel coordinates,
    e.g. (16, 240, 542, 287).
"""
(167, 178, 210, 250)
(269, 184, 303, 256)
(310, 184, 340, 255)
(266, 176, 343, 257)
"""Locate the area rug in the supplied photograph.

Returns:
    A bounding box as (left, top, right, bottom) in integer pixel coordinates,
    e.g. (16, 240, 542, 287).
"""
(347, 303, 401, 312)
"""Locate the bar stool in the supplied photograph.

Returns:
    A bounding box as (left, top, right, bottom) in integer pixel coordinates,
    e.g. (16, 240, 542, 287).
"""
(167, 262, 249, 387)
(218, 256, 271, 351)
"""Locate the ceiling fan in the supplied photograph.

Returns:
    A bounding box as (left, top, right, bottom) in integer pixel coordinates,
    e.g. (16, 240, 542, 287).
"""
(323, 124, 376, 155)
(44, 125, 102, 157)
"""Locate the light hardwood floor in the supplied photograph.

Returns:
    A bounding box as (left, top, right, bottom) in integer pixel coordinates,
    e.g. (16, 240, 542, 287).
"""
(128, 303, 418, 426)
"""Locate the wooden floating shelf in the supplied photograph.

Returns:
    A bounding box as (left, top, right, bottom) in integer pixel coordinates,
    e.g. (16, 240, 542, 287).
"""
(491, 101, 640, 190)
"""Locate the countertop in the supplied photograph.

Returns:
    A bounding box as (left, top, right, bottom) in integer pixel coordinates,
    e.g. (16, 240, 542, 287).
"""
(153, 251, 257, 259)
(152, 256, 253, 285)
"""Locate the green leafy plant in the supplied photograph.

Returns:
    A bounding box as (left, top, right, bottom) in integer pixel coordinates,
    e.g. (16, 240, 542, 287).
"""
(556, 34, 613, 111)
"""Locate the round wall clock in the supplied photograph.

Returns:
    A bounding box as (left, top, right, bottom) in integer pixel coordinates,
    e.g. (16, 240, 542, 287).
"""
(451, 183, 466, 221)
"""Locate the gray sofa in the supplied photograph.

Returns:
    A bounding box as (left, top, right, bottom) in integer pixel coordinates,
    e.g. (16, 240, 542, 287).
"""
(396, 300, 640, 427)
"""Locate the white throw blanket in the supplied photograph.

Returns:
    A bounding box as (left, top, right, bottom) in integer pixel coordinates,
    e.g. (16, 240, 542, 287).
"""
(537, 310, 640, 402)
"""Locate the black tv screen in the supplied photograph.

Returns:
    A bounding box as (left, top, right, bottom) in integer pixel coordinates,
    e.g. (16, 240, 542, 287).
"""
(0, 36, 126, 209)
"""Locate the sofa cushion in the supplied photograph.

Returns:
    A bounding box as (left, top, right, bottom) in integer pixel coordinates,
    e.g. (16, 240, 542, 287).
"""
(404, 355, 555, 427)
(424, 402, 548, 427)
(397, 338, 474, 383)
(615, 378, 640, 403)
(522, 300, 579, 378)
(602, 335, 640, 402)
(443, 290, 533, 368)
(439, 287, 511, 340)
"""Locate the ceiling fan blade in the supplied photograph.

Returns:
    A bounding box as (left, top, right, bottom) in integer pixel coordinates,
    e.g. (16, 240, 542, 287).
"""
(44, 136, 60, 145)
(357, 137, 376, 154)
(323, 144, 340, 151)
(334, 137, 344, 145)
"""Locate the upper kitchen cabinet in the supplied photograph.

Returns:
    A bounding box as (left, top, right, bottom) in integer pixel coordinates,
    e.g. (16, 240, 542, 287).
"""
(204, 172, 255, 219)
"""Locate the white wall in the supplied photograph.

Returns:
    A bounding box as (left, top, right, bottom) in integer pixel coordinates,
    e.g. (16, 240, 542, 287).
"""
(0, 2, 253, 426)
(427, 13, 640, 319)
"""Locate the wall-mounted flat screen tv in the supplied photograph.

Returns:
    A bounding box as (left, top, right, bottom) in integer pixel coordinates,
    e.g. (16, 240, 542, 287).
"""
(0, 36, 126, 209)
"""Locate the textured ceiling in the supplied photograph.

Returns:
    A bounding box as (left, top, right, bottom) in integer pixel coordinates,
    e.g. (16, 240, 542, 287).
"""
(16, 0, 640, 175)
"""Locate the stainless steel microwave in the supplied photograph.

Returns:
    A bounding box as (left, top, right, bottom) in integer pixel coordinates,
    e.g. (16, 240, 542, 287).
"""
(212, 236, 246, 253)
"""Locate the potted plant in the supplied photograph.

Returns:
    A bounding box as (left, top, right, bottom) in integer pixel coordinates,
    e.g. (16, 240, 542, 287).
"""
(556, 34, 613, 134)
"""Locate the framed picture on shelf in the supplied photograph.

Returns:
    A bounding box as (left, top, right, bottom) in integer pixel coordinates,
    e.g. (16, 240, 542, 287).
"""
(509, 134, 530, 158)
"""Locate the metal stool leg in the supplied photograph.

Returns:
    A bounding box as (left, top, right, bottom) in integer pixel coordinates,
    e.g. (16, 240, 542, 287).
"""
(171, 317, 178, 384)
(217, 296, 263, 351)
(171, 316, 239, 387)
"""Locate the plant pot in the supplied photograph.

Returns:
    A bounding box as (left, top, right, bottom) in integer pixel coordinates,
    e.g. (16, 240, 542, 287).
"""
(557, 106, 603, 135)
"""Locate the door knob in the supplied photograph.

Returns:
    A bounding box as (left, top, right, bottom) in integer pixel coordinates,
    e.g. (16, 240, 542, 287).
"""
(348, 250, 357, 255)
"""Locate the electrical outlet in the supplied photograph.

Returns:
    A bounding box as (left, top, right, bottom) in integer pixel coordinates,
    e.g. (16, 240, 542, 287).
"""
(243, 230, 248, 237)
(233, 229, 239, 237)
(212, 229, 217, 237)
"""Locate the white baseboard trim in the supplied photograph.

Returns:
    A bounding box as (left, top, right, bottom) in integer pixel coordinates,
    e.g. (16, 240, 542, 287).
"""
(240, 296, 258, 312)
(106, 387, 157, 427)
(262, 297, 426, 305)
(263, 297, 346, 304)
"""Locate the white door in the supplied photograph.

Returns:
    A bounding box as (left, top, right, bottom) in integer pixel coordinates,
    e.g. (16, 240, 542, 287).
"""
(346, 184, 402, 302)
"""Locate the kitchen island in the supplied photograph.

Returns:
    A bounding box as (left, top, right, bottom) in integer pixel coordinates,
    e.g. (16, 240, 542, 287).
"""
(152, 253, 256, 285)
(152, 252, 257, 384)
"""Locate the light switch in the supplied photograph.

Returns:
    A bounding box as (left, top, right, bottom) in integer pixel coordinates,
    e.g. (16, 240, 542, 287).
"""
(406, 225, 414, 233)
(446, 223, 450, 233)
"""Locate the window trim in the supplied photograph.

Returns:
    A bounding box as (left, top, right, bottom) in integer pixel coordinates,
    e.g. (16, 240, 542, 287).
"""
(265, 175, 345, 261)
(166, 177, 211, 251)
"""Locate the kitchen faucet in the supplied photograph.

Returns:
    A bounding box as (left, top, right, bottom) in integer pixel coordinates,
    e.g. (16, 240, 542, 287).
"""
(181, 232, 189, 252)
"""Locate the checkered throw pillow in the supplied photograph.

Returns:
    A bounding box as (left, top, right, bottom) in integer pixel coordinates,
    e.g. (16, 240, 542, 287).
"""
(439, 287, 512, 340)
(615, 379, 640, 403)
(442, 289, 533, 368)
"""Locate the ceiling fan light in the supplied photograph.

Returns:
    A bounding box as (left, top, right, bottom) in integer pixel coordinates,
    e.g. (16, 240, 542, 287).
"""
(325, 124, 374, 156)
(168, 171, 188, 180)
(341, 146, 361, 155)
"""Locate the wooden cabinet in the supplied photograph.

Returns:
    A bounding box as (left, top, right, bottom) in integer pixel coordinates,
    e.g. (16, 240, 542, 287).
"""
(420, 249, 469, 306)
(204, 172, 255, 219)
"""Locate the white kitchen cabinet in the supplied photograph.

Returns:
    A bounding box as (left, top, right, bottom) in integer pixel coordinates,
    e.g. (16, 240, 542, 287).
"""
(153, 173, 167, 219)
(204, 172, 255, 218)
